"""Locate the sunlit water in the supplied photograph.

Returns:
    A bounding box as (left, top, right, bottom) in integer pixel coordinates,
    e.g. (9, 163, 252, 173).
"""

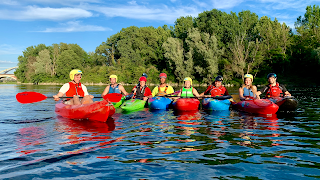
(0, 84, 320, 179)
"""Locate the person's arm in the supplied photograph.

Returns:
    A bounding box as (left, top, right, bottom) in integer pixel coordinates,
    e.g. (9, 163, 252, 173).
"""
(200, 86, 211, 96)
(151, 86, 158, 97)
(101, 86, 110, 97)
(281, 85, 291, 97)
(256, 86, 267, 98)
(119, 85, 129, 96)
(53, 83, 69, 101)
(143, 87, 153, 101)
(252, 86, 259, 99)
(82, 84, 94, 99)
(224, 87, 229, 95)
(167, 86, 174, 95)
(239, 87, 245, 101)
(193, 88, 200, 97)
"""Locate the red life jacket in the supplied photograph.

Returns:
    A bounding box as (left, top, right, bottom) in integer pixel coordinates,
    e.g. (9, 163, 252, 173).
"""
(266, 83, 283, 97)
(210, 86, 226, 96)
(66, 82, 85, 97)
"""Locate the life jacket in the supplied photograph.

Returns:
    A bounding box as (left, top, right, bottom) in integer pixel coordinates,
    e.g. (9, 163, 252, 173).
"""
(134, 85, 147, 100)
(210, 86, 225, 96)
(266, 83, 283, 97)
(181, 87, 194, 97)
(156, 85, 168, 96)
(243, 86, 255, 100)
(65, 82, 84, 98)
(109, 84, 121, 94)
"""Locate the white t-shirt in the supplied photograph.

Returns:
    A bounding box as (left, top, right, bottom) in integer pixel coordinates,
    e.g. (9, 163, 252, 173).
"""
(59, 83, 89, 96)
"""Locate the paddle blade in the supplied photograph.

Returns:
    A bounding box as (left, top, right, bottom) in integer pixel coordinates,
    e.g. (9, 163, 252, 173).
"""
(102, 93, 122, 102)
(16, 91, 47, 104)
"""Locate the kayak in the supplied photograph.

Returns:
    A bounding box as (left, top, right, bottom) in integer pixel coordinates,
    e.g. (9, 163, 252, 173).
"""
(121, 99, 146, 111)
(232, 99, 279, 114)
(148, 96, 172, 110)
(55, 100, 115, 122)
(172, 98, 200, 111)
(202, 96, 232, 111)
(267, 96, 298, 111)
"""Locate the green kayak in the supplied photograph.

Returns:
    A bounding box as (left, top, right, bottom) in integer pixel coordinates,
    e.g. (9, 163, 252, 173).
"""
(121, 99, 146, 111)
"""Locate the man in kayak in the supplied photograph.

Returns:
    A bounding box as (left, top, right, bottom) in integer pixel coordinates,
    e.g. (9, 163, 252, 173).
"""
(177, 77, 200, 97)
(132, 76, 153, 101)
(101, 75, 129, 97)
(151, 73, 174, 97)
(239, 74, 258, 101)
(200, 75, 229, 97)
(256, 73, 291, 98)
(53, 69, 94, 105)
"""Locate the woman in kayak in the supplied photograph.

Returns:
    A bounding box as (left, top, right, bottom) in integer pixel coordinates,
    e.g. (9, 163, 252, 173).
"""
(53, 69, 94, 105)
(101, 74, 129, 97)
(200, 75, 229, 97)
(151, 73, 174, 97)
(132, 76, 153, 101)
(177, 77, 200, 97)
(239, 74, 258, 101)
(256, 73, 291, 98)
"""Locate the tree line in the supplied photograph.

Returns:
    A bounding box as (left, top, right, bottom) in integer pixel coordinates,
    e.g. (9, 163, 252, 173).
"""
(15, 5, 320, 86)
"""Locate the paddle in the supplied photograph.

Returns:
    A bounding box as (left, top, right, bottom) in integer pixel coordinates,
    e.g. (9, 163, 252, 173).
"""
(167, 95, 233, 100)
(16, 91, 122, 104)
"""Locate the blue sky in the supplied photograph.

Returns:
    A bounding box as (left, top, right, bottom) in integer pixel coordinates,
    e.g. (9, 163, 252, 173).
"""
(0, 0, 319, 73)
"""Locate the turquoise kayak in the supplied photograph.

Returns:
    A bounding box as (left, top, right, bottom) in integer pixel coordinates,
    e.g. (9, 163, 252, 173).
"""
(148, 96, 172, 110)
(202, 96, 232, 111)
(121, 99, 146, 111)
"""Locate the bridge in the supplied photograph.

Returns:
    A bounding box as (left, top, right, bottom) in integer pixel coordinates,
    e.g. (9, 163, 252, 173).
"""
(0, 66, 18, 80)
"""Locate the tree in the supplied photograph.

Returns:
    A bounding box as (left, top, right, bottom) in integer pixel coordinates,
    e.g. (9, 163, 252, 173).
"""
(33, 49, 52, 75)
(55, 50, 83, 80)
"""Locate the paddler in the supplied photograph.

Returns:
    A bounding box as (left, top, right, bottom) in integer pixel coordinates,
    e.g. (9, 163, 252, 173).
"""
(200, 75, 229, 97)
(256, 73, 291, 98)
(132, 76, 153, 101)
(101, 75, 129, 97)
(53, 69, 94, 105)
(239, 74, 258, 100)
(177, 77, 200, 97)
(151, 73, 174, 97)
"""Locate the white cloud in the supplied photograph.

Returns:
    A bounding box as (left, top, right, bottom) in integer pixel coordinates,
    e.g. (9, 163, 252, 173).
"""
(0, 6, 92, 21)
(192, 0, 207, 8)
(0, 0, 19, 5)
(38, 21, 112, 32)
(0, 60, 17, 64)
(128, 1, 137, 5)
(212, 0, 244, 9)
(0, 44, 23, 55)
(88, 5, 201, 23)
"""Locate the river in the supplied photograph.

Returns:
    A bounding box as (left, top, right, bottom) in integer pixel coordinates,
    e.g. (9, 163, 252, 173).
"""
(0, 84, 320, 179)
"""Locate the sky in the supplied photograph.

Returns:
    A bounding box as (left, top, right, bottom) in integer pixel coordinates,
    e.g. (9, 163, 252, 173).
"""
(0, 0, 319, 73)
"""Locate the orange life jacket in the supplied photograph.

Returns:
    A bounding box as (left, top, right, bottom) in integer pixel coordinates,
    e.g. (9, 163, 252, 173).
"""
(156, 86, 168, 96)
(66, 82, 85, 97)
(266, 83, 283, 97)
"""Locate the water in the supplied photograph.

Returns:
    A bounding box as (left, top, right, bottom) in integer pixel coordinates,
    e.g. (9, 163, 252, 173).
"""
(1, 84, 320, 179)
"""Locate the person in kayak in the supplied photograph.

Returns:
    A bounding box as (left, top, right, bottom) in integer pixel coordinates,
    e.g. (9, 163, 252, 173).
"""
(200, 75, 229, 97)
(101, 75, 129, 97)
(239, 74, 258, 101)
(132, 76, 153, 101)
(53, 69, 94, 105)
(177, 77, 200, 97)
(151, 73, 174, 97)
(256, 73, 291, 98)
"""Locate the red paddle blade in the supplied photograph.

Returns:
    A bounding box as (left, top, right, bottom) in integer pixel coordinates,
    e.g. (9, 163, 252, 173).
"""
(16, 91, 47, 104)
(102, 93, 122, 102)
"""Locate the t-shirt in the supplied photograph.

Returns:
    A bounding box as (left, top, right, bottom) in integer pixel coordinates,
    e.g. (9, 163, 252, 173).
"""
(59, 83, 89, 96)
(152, 85, 175, 97)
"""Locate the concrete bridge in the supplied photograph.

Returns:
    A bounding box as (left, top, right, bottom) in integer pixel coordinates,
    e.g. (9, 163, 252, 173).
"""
(0, 67, 18, 80)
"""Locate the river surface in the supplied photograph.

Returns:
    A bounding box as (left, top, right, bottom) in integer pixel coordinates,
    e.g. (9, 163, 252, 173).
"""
(0, 84, 320, 179)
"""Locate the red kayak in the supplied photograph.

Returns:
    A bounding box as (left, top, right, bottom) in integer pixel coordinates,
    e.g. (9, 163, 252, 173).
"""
(55, 100, 115, 122)
(172, 98, 200, 111)
(233, 99, 279, 115)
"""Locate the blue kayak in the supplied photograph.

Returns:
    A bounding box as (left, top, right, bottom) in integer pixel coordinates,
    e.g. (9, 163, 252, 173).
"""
(148, 96, 172, 110)
(202, 97, 231, 111)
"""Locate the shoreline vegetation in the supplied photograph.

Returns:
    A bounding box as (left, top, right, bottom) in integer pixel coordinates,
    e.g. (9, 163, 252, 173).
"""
(12, 5, 320, 86)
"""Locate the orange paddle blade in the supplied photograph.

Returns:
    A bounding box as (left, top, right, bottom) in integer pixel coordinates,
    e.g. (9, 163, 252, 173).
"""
(102, 93, 122, 102)
(16, 91, 47, 104)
